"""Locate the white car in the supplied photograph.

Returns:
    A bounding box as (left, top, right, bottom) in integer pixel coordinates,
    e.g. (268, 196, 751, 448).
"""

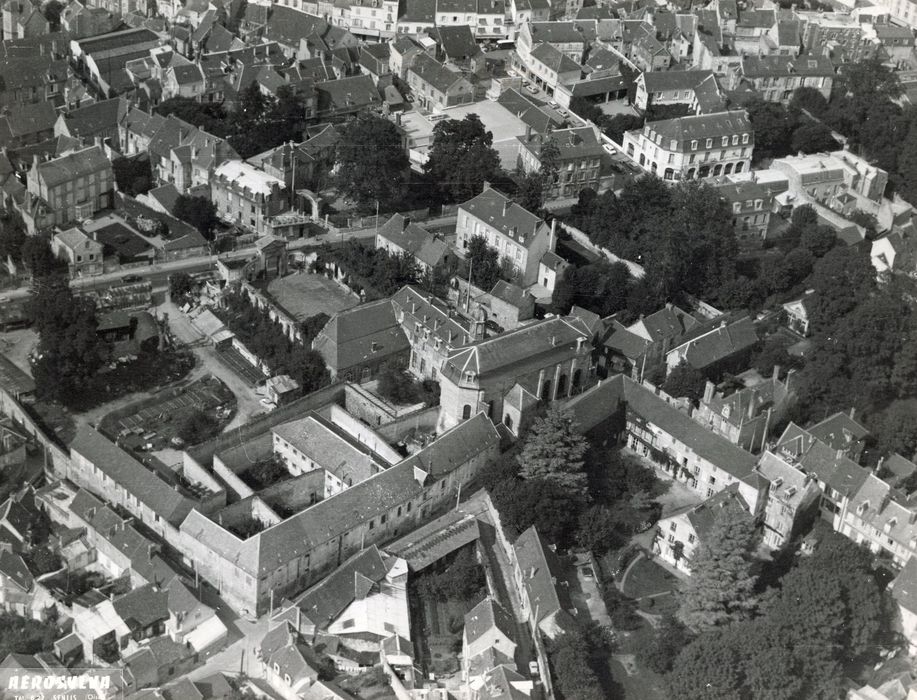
(528, 661, 539, 677)
(525, 84, 539, 95)
(602, 143, 617, 155)
(549, 100, 558, 107)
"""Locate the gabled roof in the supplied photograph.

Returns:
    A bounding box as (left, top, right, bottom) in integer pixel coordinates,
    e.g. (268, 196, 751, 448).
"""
(0, 550, 32, 592)
(741, 53, 835, 78)
(797, 439, 868, 497)
(464, 597, 516, 647)
(529, 43, 581, 74)
(58, 97, 128, 139)
(669, 315, 758, 370)
(807, 411, 869, 453)
(35, 146, 111, 189)
(287, 546, 389, 628)
(408, 52, 469, 94)
(642, 110, 752, 151)
(376, 214, 449, 269)
(513, 526, 565, 623)
(112, 583, 169, 630)
(430, 25, 481, 61)
(70, 426, 196, 526)
(460, 186, 545, 247)
(682, 484, 751, 538)
(892, 555, 917, 615)
(312, 298, 410, 373)
(0, 101, 57, 144)
(639, 69, 713, 93)
(315, 74, 381, 114)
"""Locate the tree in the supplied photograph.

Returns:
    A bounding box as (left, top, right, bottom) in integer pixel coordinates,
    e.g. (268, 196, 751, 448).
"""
(662, 361, 706, 405)
(155, 97, 230, 137)
(631, 614, 692, 674)
(603, 114, 643, 144)
(42, 0, 64, 30)
(376, 366, 421, 404)
(27, 276, 107, 403)
(174, 195, 218, 238)
(0, 613, 58, 660)
(548, 624, 607, 700)
(790, 122, 839, 154)
(514, 171, 545, 212)
(466, 235, 502, 291)
(789, 86, 829, 117)
(871, 399, 917, 458)
(21, 236, 60, 279)
(112, 156, 153, 196)
(677, 503, 759, 632)
(178, 410, 220, 445)
(518, 407, 589, 498)
(552, 260, 632, 317)
(169, 272, 195, 301)
(424, 114, 501, 203)
(335, 113, 409, 211)
(570, 97, 605, 124)
(799, 224, 836, 257)
(491, 476, 581, 546)
(745, 99, 798, 161)
(0, 213, 26, 264)
(575, 505, 628, 555)
(897, 122, 917, 204)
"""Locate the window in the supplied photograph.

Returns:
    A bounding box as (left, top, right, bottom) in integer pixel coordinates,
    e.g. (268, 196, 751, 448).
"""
(731, 134, 738, 145)
(688, 533, 695, 543)
(669, 522, 677, 531)
(690, 139, 697, 150)
(742, 133, 749, 144)
(369, 520, 375, 530)
(721, 136, 729, 147)
(708, 475, 716, 485)
(705, 138, 712, 149)
(462, 404, 471, 419)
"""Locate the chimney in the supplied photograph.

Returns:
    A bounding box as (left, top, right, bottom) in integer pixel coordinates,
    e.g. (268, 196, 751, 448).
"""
(502, 199, 509, 216)
(746, 390, 756, 419)
(403, 216, 411, 230)
(525, 124, 532, 142)
(703, 380, 715, 404)
(772, 364, 781, 382)
(849, 407, 856, 420)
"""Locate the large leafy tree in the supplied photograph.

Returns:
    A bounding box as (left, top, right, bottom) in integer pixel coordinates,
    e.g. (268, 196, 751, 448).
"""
(744, 98, 799, 161)
(662, 361, 706, 405)
(518, 407, 589, 499)
(677, 503, 759, 632)
(424, 114, 501, 203)
(28, 276, 107, 403)
(465, 235, 502, 291)
(790, 123, 838, 154)
(335, 113, 409, 211)
(174, 195, 218, 239)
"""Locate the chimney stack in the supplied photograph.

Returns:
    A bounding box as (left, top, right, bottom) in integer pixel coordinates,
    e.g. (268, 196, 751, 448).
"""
(772, 364, 781, 382)
(502, 199, 509, 216)
(703, 380, 715, 404)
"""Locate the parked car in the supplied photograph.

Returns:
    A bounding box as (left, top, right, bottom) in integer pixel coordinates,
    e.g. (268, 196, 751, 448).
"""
(528, 661, 539, 677)
(122, 274, 143, 283)
(581, 566, 595, 579)
(525, 85, 539, 95)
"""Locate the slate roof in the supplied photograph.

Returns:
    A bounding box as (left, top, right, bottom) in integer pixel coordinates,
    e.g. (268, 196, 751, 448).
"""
(315, 74, 381, 114)
(58, 97, 127, 139)
(399, 0, 435, 22)
(808, 411, 869, 453)
(527, 20, 593, 44)
(273, 412, 381, 483)
(0, 101, 56, 144)
(376, 214, 449, 269)
(639, 69, 713, 93)
(0, 550, 32, 591)
(35, 146, 111, 189)
(633, 304, 696, 343)
(181, 414, 497, 578)
(529, 43, 582, 74)
(741, 53, 835, 78)
(519, 126, 603, 162)
(892, 555, 917, 615)
(400, 411, 498, 478)
(312, 298, 409, 373)
(669, 316, 758, 370)
(440, 316, 590, 383)
(70, 426, 196, 526)
(497, 88, 563, 132)
(391, 285, 469, 350)
(797, 439, 868, 497)
(431, 25, 481, 61)
(408, 52, 468, 93)
(604, 325, 651, 360)
(460, 186, 546, 247)
(643, 110, 752, 152)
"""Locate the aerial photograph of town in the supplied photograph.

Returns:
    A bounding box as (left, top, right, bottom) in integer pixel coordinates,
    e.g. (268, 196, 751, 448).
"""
(0, 0, 914, 696)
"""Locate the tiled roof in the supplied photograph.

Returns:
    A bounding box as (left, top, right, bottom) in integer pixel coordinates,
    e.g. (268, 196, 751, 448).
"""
(431, 25, 481, 61)
(604, 326, 651, 359)
(58, 97, 127, 138)
(797, 440, 868, 497)
(70, 426, 196, 526)
(273, 412, 382, 484)
(391, 285, 470, 349)
(488, 279, 529, 308)
(527, 20, 593, 44)
(0, 101, 56, 143)
(464, 597, 515, 647)
(400, 412, 498, 479)
(376, 214, 449, 268)
(315, 74, 381, 113)
(0, 550, 32, 591)
(286, 546, 389, 628)
(808, 411, 869, 452)
(683, 484, 751, 537)
(112, 583, 169, 630)
(632, 304, 695, 342)
(513, 526, 564, 623)
(520, 126, 603, 162)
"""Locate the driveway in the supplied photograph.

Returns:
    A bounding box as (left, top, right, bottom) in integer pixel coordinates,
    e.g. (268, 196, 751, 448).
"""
(157, 299, 265, 431)
(570, 554, 611, 627)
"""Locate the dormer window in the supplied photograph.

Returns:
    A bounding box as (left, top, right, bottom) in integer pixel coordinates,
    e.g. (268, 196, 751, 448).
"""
(742, 133, 749, 144)
(857, 501, 869, 515)
(721, 136, 729, 147)
(884, 518, 897, 534)
(691, 139, 698, 150)
(706, 138, 713, 149)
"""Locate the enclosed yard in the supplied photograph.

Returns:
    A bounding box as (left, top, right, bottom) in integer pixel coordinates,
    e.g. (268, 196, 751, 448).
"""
(99, 376, 236, 451)
(264, 272, 358, 322)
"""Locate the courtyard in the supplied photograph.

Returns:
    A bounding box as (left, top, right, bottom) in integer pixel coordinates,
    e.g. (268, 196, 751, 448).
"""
(264, 272, 358, 322)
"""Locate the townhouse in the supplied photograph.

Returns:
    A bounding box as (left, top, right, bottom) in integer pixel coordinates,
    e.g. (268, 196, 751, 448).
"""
(622, 110, 754, 181)
(693, 368, 792, 452)
(20, 145, 114, 232)
(456, 186, 554, 286)
(512, 526, 573, 639)
(211, 160, 289, 236)
(406, 52, 474, 111)
(516, 126, 603, 200)
(566, 375, 764, 510)
(391, 285, 471, 381)
(633, 70, 722, 114)
(51, 228, 104, 277)
(711, 176, 775, 244)
(731, 54, 835, 103)
(753, 451, 821, 549)
(654, 485, 752, 572)
(376, 214, 452, 274)
(664, 315, 759, 378)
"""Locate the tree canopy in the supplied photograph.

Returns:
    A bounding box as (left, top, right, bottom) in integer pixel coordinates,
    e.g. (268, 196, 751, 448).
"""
(28, 276, 107, 403)
(676, 503, 759, 632)
(424, 114, 501, 204)
(335, 113, 409, 212)
(518, 407, 589, 499)
(174, 195, 218, 238)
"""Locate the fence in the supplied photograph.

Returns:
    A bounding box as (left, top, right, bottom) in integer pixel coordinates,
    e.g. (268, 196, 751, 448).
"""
(0, 386, 69, 480)
(559, 221, 646, 279)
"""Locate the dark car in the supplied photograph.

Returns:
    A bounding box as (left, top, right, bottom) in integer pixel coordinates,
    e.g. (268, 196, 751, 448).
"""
(122, 274, 143, 284)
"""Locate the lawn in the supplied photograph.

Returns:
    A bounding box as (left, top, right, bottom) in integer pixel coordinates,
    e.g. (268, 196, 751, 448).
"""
(620, 557, 679, 600)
